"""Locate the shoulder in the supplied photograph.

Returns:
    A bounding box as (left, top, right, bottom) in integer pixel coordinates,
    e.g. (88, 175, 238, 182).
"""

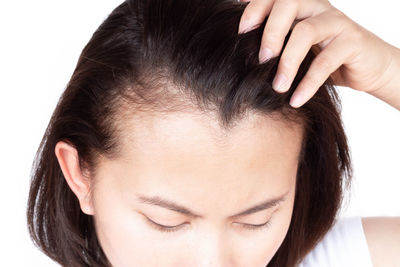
(361, 216, 400, 267)
(298, 216, 373, 267)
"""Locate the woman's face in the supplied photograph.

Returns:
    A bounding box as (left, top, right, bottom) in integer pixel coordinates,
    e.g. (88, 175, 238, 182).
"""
(90, 111, 304, 267)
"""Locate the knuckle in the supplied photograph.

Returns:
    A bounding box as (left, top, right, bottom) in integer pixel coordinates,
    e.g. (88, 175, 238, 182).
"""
(329, 8, 357, 32)
(331, 9, 351, 28)
(330, 8, 346, 19)
(301, 75, 319, 88)
(350, 26, 366, 43)
(314, 54, 333, 70)
(263, 30, 280, 44)
(278, 0, 300, 4)
(279, 56, 295, 71)
(293, 20, 315, 36)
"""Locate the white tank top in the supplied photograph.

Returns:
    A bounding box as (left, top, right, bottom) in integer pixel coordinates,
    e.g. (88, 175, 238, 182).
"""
(297, 216, 373, 267)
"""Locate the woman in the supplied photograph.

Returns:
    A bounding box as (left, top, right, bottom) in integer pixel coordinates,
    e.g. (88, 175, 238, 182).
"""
(26, 0, 400, 266)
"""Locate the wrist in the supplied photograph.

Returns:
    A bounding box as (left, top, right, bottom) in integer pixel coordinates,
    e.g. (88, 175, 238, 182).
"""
(367, 44, 400, 110)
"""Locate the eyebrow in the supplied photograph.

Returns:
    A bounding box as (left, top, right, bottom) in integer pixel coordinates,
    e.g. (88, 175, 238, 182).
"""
(136, 191, 288, 219)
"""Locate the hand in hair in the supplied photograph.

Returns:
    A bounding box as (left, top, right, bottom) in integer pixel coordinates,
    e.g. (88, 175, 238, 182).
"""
(238, 0, 400, 110)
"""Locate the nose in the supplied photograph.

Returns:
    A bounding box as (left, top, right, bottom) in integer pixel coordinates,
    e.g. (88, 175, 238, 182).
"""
(194, 228, 233, 267)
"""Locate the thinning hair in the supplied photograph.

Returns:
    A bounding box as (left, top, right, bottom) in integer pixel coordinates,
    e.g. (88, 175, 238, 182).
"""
(26, 0, 352, 266)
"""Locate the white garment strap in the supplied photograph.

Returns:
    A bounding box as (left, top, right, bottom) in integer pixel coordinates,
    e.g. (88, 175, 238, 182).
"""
(297, 216, 373, 267)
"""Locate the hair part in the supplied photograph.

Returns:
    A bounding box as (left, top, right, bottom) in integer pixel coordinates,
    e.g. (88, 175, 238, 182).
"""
(27, 0, 353, 266)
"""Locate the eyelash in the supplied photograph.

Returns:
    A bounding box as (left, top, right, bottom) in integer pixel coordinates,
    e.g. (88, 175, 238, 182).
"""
(144, 217, 272, 233)
(240, 220, 271, 231)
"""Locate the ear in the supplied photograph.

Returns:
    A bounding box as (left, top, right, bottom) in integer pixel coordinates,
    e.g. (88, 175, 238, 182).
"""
(54, 141, 95, 215)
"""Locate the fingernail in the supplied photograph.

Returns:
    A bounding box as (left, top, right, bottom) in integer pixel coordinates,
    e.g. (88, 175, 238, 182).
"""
(259, 47, 273, 63)
(272, 73, 287, 92)
(290, 90, 304, 108)
(238, 20, 253, 34)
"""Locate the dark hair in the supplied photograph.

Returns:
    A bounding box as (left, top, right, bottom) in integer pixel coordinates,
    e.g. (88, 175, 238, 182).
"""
(26, 0, 353, 266)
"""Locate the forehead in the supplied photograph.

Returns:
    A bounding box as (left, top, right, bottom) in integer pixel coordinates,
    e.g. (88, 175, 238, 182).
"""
(118, 110, 304, 164)
(99, 110, 304, 208)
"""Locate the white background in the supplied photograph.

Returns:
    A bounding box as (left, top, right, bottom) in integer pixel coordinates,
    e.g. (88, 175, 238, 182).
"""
(0, 0, 399, 266)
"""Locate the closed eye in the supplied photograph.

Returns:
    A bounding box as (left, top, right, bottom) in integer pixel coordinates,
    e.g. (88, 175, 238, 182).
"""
(238, 220, 271, 230)
(144, 216, 272, 233)
(144, 217, 187, 233)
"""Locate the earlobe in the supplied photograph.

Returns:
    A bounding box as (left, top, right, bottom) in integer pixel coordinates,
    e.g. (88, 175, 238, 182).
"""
(54, 141, 95, 216)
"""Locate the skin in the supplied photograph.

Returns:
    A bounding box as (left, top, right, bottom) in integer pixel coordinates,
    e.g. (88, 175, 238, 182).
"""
(54, 0, 400, 265)
(238, 0, 400, 265)
(239, 0, 400, 110)
(55, 111, 305, 267)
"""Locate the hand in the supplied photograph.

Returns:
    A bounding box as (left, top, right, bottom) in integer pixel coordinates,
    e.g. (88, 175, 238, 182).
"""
(238, 0, 399, 108)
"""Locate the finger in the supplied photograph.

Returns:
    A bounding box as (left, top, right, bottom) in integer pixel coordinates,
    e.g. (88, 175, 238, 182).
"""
(258, 0, 299, 63)
(289, 33, 352, 108)
(258, 0, 332, 63)
(238, 0, 274, 34)
(272, 10, 346, 93)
